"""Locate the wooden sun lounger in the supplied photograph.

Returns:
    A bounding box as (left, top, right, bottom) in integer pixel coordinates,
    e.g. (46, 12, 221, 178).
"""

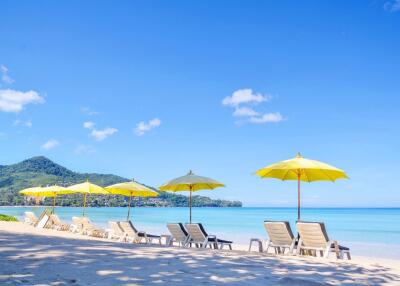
(167, 223, 190, 247)
(296, 221, 351, 260)
(185, 223, 232, 250)
(118, 221, 161, 244)
(263, 221, 296, 254)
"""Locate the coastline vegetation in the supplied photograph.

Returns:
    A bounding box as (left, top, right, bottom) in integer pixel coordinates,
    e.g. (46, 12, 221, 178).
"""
(0, 156, 242, 208)
(0, 214, 18, 221)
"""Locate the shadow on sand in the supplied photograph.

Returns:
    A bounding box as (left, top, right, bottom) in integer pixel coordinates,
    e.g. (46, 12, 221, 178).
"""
(0, 231, 399, 286)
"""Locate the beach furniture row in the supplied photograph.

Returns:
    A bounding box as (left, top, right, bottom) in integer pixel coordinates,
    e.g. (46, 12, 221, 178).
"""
(23, 211, 350, 259)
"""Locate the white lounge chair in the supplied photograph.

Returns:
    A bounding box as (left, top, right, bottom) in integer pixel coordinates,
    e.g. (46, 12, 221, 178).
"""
(70, 216, 83, 233)
(24, 211, 38, 225)
(263, 221, 296, 255)
(296, 221, 351, 260)
(48, 214, 70, 231)
(36, 210, 52, 229)
(167, 223, 190, 247)
(108, 221, 126, 242)
(118, 221, 161, 244)
(185, 223, 232, 250)
(80, 217, 107, 238)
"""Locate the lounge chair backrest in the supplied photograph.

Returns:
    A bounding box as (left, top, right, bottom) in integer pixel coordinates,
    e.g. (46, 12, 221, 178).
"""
(167, 223, 189, 242)
(297, 222, 329, 248)
(50, 214, 61, 225)
(185, 223, 207, 242)
(264, 221, 294, 245)
(118, 221, 139, 237)
(36, 211, 51, 229)
(109, 221, 124, 236)
(24, 211, 38, 224)
(81, 217, 97, 231)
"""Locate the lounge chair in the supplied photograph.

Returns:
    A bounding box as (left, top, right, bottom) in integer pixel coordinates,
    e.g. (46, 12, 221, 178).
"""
(263, 221, 296, 255)
(185, 223, 232, 250)
(48, 214, 70, 231)
(118, 221, 161, 244)
(24, 211, 38, 225)
(80, 217, 107, 238)
(70, 216, 83, 233)
(296, 221, 351, 260)
(108, 221, 126, 242)
(166, 223, 190, 247)
(36, 210, 52, 229)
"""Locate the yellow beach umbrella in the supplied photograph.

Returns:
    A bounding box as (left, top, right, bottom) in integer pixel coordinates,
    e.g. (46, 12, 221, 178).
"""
(159, 170, 225, 223)
(19, 185, 74, 213)
(255, 153, 348, 220)
(68, 181, 109, 216)
(106, 180, 159, 221)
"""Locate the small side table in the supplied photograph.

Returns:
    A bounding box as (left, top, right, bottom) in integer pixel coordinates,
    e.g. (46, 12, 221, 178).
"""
(248, 238, 264, 253)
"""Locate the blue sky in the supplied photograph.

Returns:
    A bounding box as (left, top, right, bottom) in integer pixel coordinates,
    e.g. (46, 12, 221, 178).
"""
(1, 1, 399, 207)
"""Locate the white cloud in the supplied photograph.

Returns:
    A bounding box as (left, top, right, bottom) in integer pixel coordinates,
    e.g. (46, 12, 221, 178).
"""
(41, 139, 59, 150)
(0, 89, 44, 113)
(13, 119, 32, 128)
(81, 107, 100, 116)
(222, 89, 271, 107)
(233, 107, 259, 117)
(83, 121, 95, 129)
(74, 144, 96, 155)
(384, 0, 400, 12)
(249, 112, 284, 124)
(0, 65, 15, 84)
(134, 118, 161, 136)
(90, 127, 118, 141)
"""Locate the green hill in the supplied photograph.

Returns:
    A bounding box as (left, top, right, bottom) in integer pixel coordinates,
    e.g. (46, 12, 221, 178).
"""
(0, 156, 242, 208)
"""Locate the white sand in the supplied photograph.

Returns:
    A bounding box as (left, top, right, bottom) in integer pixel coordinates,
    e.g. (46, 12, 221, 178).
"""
(0, 222, 399, 286)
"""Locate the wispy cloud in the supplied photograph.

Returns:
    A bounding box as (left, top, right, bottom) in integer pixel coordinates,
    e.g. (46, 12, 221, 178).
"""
(41, 139, 59, 150)
(81, 107, 100, 116)
(83, 121, 95, 129)
(0, 89, 44, 113)
(82, 121, 117, 141)
(0, 65, 15, 84)
(223, 88, 284, 125)
(384, 0, 400, 12)
(222, 89, 271, 107)
(233, 107, 259, 117)
(249, 112, 283, 124)
(13, 119, 32, 128)
(90, 127, 118, 141)
(134, 118, 161, 136)
(74, 144, 96, 155)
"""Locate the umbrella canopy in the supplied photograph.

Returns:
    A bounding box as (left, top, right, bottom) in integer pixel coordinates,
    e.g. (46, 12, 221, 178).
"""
(159, 170, 225, 223)
(19, 185, 75, 213)
(68, 181, 109, 216)
(255, 153, 348, 220)
(106, 180, 159, 221)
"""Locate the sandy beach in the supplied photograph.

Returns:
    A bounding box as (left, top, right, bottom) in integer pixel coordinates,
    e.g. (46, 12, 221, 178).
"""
(0, 222, 399, 286)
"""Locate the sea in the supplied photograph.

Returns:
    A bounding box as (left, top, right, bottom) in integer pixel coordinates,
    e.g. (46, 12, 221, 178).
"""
(1, 206, 399, 259)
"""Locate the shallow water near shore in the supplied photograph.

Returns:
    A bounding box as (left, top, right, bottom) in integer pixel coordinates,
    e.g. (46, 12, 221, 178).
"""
(1, 206, 399, 259)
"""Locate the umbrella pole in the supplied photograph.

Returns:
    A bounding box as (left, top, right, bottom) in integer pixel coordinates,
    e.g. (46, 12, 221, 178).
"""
(297, 172, 301, 221)
(52, 195, 56, 214)
(127, 193, 132, 221)
(82, 194, 87, 216)
(189, 186, 192, 223)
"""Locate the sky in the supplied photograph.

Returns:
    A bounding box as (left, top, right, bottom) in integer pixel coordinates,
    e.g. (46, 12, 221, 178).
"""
(0, 0, 399, 207)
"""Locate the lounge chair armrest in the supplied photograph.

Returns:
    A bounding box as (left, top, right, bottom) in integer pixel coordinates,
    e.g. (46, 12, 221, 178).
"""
(207, 235, 217, 241)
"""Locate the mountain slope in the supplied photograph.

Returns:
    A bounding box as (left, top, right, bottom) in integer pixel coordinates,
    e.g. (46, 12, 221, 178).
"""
(0, 156, 242, 207)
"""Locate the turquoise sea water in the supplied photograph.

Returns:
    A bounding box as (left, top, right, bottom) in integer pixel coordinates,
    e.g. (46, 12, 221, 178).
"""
(1, 207, 399, 259)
